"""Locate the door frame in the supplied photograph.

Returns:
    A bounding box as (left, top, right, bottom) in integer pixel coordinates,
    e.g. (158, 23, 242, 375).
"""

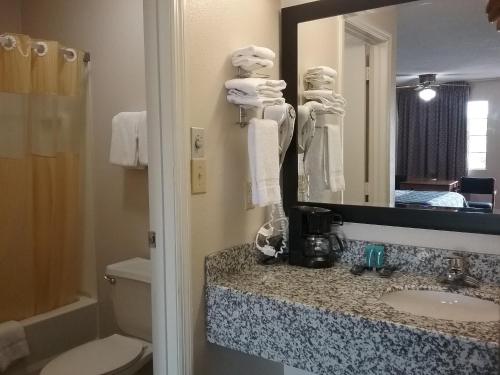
(143, 0, 192, 374)
(344, 18, 393, 206)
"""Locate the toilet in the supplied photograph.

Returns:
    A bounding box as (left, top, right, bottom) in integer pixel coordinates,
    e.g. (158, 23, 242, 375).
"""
(41, 258, 152, 375)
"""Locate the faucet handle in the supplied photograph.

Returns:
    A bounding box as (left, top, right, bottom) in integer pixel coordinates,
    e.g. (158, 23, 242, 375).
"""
(444, 254, 466, 272)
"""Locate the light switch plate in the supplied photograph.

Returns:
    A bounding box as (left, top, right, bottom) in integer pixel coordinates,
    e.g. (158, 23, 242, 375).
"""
(191, 159, 207, 194)
(191, 127, 205, 158)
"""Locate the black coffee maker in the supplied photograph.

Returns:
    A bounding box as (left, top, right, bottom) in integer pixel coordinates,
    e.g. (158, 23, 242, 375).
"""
(289, 206, 344, 268)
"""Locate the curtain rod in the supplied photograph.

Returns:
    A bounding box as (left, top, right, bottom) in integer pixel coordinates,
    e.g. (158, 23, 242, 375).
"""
(1, 34, 90, 63)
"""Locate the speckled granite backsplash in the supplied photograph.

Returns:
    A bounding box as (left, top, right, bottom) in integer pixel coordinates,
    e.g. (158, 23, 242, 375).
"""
(206, 239, 500, 284)
(339, 239, 500, 284)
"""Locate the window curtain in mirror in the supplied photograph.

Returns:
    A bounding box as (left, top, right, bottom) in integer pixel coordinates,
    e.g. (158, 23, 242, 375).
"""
(0, 33, 87, 321)
(396, 82, 470, 181)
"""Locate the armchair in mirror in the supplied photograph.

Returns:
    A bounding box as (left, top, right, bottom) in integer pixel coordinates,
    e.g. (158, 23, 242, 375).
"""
(282, 0, 500, 234)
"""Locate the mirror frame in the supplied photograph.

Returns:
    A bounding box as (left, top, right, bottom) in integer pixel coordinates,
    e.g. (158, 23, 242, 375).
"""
(281, 0, 500, 235)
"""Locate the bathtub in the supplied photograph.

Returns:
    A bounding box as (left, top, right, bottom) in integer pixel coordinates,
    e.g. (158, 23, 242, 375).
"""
(4, 296, 98, 375)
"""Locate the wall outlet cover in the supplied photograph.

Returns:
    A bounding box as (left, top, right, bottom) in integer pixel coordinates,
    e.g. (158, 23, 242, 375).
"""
(191, 159, 207, 194)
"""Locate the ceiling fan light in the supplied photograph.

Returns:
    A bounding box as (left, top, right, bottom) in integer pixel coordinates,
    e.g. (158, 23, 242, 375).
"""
(419, 88, 437, 101)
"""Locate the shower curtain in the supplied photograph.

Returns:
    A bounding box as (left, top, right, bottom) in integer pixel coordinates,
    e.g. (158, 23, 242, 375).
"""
(0, 33, 87, 321)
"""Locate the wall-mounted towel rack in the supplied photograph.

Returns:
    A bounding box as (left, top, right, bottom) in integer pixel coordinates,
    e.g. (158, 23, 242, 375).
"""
(233, 67, 271, 127)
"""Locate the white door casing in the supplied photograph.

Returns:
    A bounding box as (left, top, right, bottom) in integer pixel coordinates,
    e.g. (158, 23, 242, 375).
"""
(345, 18, 393, 206)
(143, 0, 192, 374)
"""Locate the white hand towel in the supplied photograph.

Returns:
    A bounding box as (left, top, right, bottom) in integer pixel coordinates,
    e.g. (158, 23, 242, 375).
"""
(232, 45, 276, 60)
(137, 111, 148, 166)
(231, 56, 274, 72)
(324, 124, 345, 193)
(306, 66, 338, 78)
(225, 78, 286, 95)
(227, 88, 283, 99)
(227, 95, 285, 108)
(0, 321, 30, 372)
(110, 112, 141, 168)
(248, 118, 281, 207)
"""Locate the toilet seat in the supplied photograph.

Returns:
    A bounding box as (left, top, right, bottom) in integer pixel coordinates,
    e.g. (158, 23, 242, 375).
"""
(41, 334, 146, 375)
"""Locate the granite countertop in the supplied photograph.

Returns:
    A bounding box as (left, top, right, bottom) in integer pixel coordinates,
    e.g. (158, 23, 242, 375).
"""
(206, 243, 500, 374)
(211, 261, 500, 343)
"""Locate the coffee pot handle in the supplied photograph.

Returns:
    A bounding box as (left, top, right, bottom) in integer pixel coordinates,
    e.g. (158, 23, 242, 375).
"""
(331, 234, 345, 252)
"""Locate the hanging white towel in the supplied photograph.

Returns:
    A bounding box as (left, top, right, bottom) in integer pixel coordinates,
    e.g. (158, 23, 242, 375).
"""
(0, 321, 30, 372)
(225, 78, 286, 95)
(137, 111, 148, 166)
(232, 45, 276, 60)
(227, 95, 285, 108)
(324, 124, 345, 193)
(248, 118, 281, 207)
(109, 111, 147, 168)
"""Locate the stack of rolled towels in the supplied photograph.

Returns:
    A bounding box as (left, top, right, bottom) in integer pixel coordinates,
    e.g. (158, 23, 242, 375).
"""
(303, 66, 346, 116)
(231, 45, 275, 73)
(225, 77, 286, 108)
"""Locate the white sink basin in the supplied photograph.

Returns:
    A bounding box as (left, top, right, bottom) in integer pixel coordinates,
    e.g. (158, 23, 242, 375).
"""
(380, 290, 500, 322)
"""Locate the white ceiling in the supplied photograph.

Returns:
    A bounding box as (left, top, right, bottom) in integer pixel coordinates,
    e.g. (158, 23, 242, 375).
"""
(397, 0, 500, 84)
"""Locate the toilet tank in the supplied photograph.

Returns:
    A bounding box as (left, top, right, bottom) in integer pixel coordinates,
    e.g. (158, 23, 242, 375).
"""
(105, 258, 152, 342)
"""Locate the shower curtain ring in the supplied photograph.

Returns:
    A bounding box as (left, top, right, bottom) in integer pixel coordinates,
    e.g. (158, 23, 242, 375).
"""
(0, 35, 16, 51)
(32, 41, 48, 57)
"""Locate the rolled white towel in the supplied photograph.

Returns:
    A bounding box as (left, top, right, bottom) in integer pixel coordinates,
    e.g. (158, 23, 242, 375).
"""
(304, 73, 335, 89)
(232, 56, 274, 71)
(227, 95, 285, 108)
(232, 45, 276, 60)
(304, 90, 346, 106)
(304, 100, 345, 116)
(228, 89, 283, 99)
(306, 66, 338, 78)
(225, 78, 286, 95)
(304, 73, 335, 83)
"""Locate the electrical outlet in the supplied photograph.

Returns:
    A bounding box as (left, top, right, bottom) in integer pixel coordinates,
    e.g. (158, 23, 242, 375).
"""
(244, 181, 255, 210)
(191, 159, 207, 194)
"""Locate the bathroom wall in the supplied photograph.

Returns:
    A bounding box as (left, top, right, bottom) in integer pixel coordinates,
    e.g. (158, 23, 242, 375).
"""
(21, 0, 149, 336)
(185, 0, 284, 374)
(0, 0, 22, 32)
(468, 79, 500, 209)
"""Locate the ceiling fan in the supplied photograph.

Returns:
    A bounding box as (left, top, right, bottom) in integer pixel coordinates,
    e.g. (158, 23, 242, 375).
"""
(396, 74, 469, 101)
(487, 0, 500, 31)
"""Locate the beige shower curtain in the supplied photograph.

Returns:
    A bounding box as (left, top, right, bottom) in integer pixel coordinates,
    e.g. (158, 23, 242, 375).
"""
(0, 33, 87, 321)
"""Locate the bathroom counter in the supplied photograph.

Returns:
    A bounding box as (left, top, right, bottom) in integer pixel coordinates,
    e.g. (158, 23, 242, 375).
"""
(205, 244, 500, 375)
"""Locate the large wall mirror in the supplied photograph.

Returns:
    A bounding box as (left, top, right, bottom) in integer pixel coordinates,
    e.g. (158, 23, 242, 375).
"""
(282, 0, 500, 234)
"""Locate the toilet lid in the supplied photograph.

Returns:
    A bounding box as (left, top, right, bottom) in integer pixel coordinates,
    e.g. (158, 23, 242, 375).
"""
(41, 334, 145, 375)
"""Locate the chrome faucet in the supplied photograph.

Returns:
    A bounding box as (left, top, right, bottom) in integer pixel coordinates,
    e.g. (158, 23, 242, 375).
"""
(438, 255, 480, 289)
